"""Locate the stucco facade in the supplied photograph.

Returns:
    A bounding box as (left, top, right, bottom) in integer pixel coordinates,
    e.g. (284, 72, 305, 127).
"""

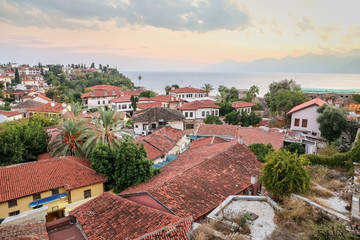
(290, 105, 321, 137)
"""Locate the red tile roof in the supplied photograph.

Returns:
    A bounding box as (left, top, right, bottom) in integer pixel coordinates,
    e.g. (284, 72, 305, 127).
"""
(28, 102, 68, 113)
(169, 87, 205, 94)
(288, 98, 324, 114)
(232, 101, 255, 108)
(0, 157, 107, 203)
(0, 220, 49, 240)
(189, 136, 227, 149)
(178, 100, 220, 110)
(37, 94, 52, 102)
(123, 142, 261, 220)
(0, 110, 22, 117)
(136, 127, 184, 160)
(123, 89, 144, 96)
(81, 89, 122, 98)
(196, 124, 285, 149)
(195, 123, 240, 138)
(70, 192, 192, 240)
(110, 95, 131, 103)
(85, 85, 122, 91)
(137, 102, 162, 109)
(150, 95, 181, 103)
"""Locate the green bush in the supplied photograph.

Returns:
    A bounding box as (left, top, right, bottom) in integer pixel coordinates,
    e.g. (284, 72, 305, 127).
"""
(284, 143, 305, 155)
(249, 143, 274, 163)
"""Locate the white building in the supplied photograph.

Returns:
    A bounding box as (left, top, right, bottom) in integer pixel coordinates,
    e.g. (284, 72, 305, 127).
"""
(178, 100, 220, 120)
(111, 96, 152, 112)
(0, 110, 23, 123)
(169, 86, 206, 100)
(81, 85, 123, 108)
(288, 98, 325, 137)
(232, 101, 255, 114)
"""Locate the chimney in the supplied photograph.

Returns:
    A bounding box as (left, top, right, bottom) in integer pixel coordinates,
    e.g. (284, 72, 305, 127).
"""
(51, 102, 55, 107)
(237, 137, 243, 144)
(251, 176, 257, 184)
(104, 90, 107, 96)
(112, 90, 115, 95)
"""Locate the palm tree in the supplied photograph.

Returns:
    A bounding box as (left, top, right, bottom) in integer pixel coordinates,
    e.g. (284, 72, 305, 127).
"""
(49, 119, 92, 157)
(68, 102, 85, 119)
(216, 91, 228, 104)
(83, 108, 129, 156)
(202, 83, 214, 97)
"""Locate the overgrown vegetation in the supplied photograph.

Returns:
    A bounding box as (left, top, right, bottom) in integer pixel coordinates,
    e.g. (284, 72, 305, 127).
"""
(224, 110, 261, 126)
(248, 143, 274, 162)
(203, 115, 222, 125)
(284, 142, 306, 155)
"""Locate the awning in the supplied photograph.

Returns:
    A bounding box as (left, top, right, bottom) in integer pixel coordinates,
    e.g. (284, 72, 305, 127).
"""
(29, 193, 67, 207)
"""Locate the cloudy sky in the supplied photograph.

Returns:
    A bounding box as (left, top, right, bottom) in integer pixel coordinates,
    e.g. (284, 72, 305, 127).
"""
(0, 0, 359, 70)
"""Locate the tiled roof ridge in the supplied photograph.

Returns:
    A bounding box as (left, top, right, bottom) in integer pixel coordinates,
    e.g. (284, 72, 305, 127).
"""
(137, 217, 192, 240)
(152, 141, 238, 191)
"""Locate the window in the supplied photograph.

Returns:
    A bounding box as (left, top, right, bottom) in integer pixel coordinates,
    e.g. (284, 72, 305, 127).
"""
(108, 100, 110, 104)
(52, 188, 59, 195)
(129, 104, 132, 109)
(152, 123, 156, 129)
(211, 111, 214, 115)
(206, 111, 209, 116)
(185, 112, 188, 118)
(302, 119, 308, 128)
(294, 118, 300, 127)
(8, 199, 17, 208)
(189, 112, 193, 118)
(98, 101, 100, 105)
(103, 101, 105, 104)
(202, 111, 205, 117)
(84, 189, 91, 199)
(135, 125, 138, 128)
(9, 210, 20, 216)
(122, 104, 126, 109)
(215, 110, 218, 116)
(186, 124, 194, 129)
(33, 193, 41, 201)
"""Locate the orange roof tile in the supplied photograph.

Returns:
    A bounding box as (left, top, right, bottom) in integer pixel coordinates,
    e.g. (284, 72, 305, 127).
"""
(288, 98, 324, 114)
(136, 127, 184, 160)
(0, 220, 49, 240)
(81, 89, 122, 98)
(232, 101, 255, 108)
(110, 95, 131, 103)
(28, 103, 67, 113)
(85, 85, 122, 91)
(0, 157, 107, 203)
(137, 102, 162, 109)
(150, 95, 181, 103)
(122, 142, 261, 220)
(195, 123, 240, 138)
(169, 87, 205, 94)
(37, 94, 52, 102)
(189, 136, 227, 149)
(0, 110, 22, 117)
(178, 100, 220, 110)
(70, 192, 192, 240)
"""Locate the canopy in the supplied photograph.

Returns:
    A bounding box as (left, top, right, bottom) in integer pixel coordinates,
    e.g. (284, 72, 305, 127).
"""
(29, 193, 67, 207)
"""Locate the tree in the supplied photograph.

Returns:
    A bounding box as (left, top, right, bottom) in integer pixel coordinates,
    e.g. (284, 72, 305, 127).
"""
(139, 90, 156, 98)
(165, 84, 180, 95)
(261, 150, 310, 200)
(14, 68, 21, 84)
(268, 88, 308, 119)
(204, 115, 222, 125)
(317, 105, 348, 143)
(240, 111, 262, 127)
(216, 101, 234, 116)
(90, 62, 95, 69)
(83, 108, 125, 156)
(248, 143, 274, 163)
(224, 110, 241, 125)
(284, 143, 305, 155)
(49, 119, 91, 157)
(264, 79, 301, 106)
(353, 94, 360, 104)
(244, 85, 259, 102)
(90, 141, 158, 193)
(216, 91, 228, 105)
(138, 75, 142, 87)
(218, 85, 238, 102)
(131, 95, 139, 111)
(202, 83, 214, 97)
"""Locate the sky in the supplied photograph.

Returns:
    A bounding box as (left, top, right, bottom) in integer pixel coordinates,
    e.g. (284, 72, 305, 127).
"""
(0, 0, 359, 71)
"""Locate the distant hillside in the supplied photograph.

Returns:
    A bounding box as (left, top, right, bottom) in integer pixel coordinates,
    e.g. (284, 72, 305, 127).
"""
(209, 51, 360, 73)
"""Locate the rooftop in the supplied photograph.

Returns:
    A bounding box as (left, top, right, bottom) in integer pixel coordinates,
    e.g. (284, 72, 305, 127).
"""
(11, 99, 44, 109)
(232, 101, 255, 108)
(0, 220, 49, 240)
(169, 86, 205, 94)
(81, 89, 122, 98)
(0, 110, 23, 117)
(137, 102, 162, 109)
(288, 98, 325, 114)
(136, 127, 184, 160)
(178, 100, 220, 110)
(195, 123, 240, 139)
(28, 102, 68, 113)
(150, 95, 181, 103)
(132, 107, 185, 122)
(189, 136, 227, 149)
(0, 156, 107, 203)
(122, 142, 262, 220)
(70, 192, 192, 240)
(85, 85, 122, 91)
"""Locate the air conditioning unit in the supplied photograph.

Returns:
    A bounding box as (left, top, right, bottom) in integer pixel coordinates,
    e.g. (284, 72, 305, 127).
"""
(141, 130, 149, 136)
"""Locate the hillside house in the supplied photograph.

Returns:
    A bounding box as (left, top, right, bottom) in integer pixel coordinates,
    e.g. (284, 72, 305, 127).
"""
(28, 102, 69, 117)
(169, 86, 206, 100)
(81, 85, 123, 108)
(232, 101, 255, 114)
(150, 95, 185, 109)
(0, 110, 23, 123)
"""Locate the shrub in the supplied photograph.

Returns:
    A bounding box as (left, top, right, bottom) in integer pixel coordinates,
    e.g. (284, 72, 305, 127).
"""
(248, 143, 274, 163)
(284, 143, 305, 155)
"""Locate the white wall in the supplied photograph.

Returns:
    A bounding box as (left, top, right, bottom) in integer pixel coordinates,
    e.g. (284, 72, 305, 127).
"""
(0, 114, 23, 123)
(290, 105, 321, 136)
(182, 108, 219, 119)
(170, 92, 205, 99)
(236, 107, 252, 114)
(112, 101, 133, 111)
(85, 96, 113, 108)
(134, 121, 184, 135)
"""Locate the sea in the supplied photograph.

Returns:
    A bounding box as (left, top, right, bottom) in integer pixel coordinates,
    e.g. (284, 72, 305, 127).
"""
(123, 72, 360, 97)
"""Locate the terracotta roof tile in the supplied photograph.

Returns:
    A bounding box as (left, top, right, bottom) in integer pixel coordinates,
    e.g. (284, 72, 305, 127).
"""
(37, 94, 52, 102)
(195, 124, 240, 138)
(136, 127, 184, 160)
(123, 142, 261, 220)
(0, 110, 23, 117)
(0, 220, 49, 240)
(0, 157, 107, 203)
(70, 192, 191, 240)
(137, 102, 162, 109)
(232, 101, 255, 108)
(123, 89, 144, 96)
(81, 89, 122, 98)
(169, 87, 205, 94)
(85, 85, 122, 91)
(28, 103, 68, 113)
(288, 98, 324, 114)
(150, 95, 182, 103)
(110, 95, 131, 103)
(189, 136, 227, 149)
(132, 107, 185, 122)
(11, 100, 44, 110)
(178, 100, 220, 110)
